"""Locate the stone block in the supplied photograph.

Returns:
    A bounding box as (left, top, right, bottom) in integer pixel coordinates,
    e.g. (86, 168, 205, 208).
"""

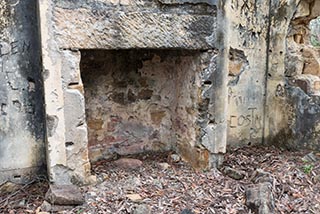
(45, 184, 84, 206)
(53, 5, 216, 50)
(114, 158, 143, 170)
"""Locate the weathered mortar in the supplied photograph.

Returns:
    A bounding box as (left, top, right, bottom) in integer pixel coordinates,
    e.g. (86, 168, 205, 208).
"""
(0, 1, 45, 183)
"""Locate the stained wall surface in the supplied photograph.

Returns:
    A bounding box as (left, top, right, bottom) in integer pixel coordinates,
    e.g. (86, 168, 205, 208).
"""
(0, 1, 45, 183)
(226, 1, 270, 147)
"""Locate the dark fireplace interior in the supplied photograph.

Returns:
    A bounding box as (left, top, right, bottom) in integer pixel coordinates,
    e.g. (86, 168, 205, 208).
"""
(80, 50, 202, 162)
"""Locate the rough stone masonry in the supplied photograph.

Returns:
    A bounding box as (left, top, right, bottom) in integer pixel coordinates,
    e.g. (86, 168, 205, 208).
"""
(0, 0, 319, 185)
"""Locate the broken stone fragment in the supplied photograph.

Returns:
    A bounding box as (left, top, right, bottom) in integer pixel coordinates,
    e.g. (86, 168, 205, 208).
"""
(0, 181, 22, 194)
(245, 183, 275, 214)
(39, 200, 75, 212)
(294, 1, 310, 18)
(126, 193, 143, 202)
(302, 152, 318, 163)
(221, 166, 247, 180)
(45, 184, 84, 206)
(170, 154, 181, 163)
(158, 162, 171, 170)
(113, 158, 143, 169)
(133, 204, 151, 214)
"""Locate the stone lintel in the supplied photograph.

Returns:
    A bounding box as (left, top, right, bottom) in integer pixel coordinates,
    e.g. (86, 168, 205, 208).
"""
(53, 7, 216, 50)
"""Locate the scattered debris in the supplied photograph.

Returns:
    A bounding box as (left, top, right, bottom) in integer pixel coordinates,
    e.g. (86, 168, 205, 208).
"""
(0, 147, 319, 214)
(250, 169, 273, 184)
(302, 152, 318, 162)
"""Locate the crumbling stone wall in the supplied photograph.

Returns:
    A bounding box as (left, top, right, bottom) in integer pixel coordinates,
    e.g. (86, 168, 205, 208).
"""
(266, 0, 320, 150)
(0, 1, 45, 183)
(80, 50, 220, 168)
(226, 0, 320, 151)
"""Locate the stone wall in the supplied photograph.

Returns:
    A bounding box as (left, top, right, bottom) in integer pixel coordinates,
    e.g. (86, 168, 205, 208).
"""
(225, 0, 320, 151)
(226, 0, 270, 147)
(266, 0, 320, 150)
(0, 1, 45, 183)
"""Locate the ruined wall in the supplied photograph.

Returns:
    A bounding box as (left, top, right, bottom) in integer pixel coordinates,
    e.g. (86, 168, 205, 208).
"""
(0, 1, 45, 183)
(227, 0, 269, 147)
(266, 0, 320, 150)
(226, 0, 320, 150)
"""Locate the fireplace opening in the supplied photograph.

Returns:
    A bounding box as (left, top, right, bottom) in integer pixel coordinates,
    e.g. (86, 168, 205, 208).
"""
(80, 50, 203, 163)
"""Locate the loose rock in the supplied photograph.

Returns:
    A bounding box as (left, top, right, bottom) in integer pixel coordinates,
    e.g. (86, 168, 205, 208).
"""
(133, 204, 151, 214)
(45, 184, 84, 206)
(158, 162, 170, 170)
(114, 158, 143, 169)
(126, 193, 143, 202)
(221, 166, 247, 180)
(170, 154, 181, 163)
(245, 182, 275, 214)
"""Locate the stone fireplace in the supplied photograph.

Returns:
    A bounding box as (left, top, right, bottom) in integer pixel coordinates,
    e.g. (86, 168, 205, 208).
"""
(38, 0, 229, 185)
(80, 50, 205, 162)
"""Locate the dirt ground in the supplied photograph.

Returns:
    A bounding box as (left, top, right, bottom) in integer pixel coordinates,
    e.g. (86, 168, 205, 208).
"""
(1, 146, 319, 214)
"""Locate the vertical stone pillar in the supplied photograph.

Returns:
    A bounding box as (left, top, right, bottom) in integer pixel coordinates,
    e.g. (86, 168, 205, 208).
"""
(38, 0, 68, 184)
(39, 0, 93, 185)
(264, 0, 298, 145)
(0, 0, 45, 182)
(207, 0, 230, 167)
